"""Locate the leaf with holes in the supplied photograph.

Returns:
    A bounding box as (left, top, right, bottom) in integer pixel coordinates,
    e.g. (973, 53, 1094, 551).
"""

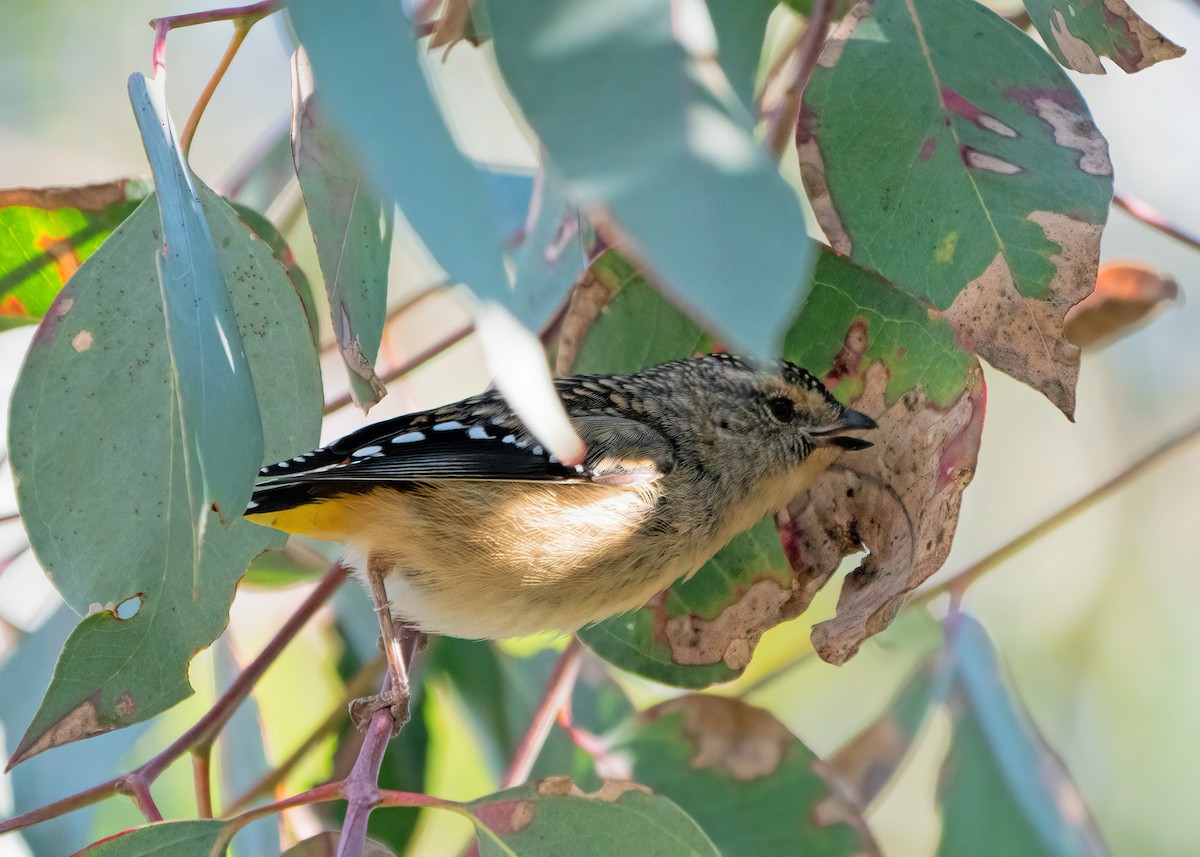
(800, 0, 1112, 417)
(0, 179, 150, 330)
(576, 249, 981, 682)
(465, 779, 720, 857)
(7, 188, 321, 766)
(609, 694, 878, 855)
(292, 48, 393, 410)
(488, 0, 812, 361)
(937, 614, 1107, 855)
(1022, 0, 1184, 74)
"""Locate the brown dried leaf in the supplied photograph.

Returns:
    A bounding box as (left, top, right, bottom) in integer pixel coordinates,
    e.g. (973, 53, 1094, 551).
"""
(782, 362, 985, 665)
(1065, 260, 1181, 349)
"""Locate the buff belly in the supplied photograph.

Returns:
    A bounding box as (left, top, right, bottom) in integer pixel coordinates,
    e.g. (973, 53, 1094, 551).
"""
(288, 480, 691, 639)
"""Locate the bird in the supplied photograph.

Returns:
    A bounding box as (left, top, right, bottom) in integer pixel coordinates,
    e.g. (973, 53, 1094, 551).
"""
(245, 353, 876, 729)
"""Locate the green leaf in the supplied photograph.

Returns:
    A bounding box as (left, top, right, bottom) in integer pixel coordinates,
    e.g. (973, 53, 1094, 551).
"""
(569, 252, 712, 377)
(78, 819, 230, 856)
(7, 189, 321, 765)
(288, 0, 512, 308)
(292, 50, 393, 409)
(610, 694, 878, 855)
(1022, 0, 1184, 74)
(487, 0, 813, 361)
(465, 779, 720, 857)
(800, 0, 1113, 417)
(938, 614, 1107, 856)
(0, 179, 150, 330)
(129, 72, 263, 539)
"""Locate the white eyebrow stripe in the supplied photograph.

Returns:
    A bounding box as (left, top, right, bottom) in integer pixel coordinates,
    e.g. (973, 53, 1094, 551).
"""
(467, 425, 490, 440)
(432, 421, 465, 431)
(352, 445, 383, 457)
(391, 431, 425, 444)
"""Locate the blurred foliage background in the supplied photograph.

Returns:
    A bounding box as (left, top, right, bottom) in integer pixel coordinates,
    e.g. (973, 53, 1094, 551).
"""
(1, 1, 1198, 854)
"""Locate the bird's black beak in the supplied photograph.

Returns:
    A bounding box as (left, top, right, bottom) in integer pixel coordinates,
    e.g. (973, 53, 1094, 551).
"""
(809, 408, 877, 450)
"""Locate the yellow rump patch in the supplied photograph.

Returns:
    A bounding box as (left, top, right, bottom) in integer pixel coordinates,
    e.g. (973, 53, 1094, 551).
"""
(245, 499, 354, 542)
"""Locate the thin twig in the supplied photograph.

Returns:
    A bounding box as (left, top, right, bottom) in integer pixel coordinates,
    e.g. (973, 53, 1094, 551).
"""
(501, 637, 584, 788)
(193, 747, 214, 818)
(148, 1, 280, 33)
(323, 323, 474, 415)
(0, 511, 20, 524)
(764, 0, 838, 161)
(0, 562, 349, 835)
(180, 23, 255, 157)
(913, 417, 1200, 605)
(1114, 193, 1200, 253)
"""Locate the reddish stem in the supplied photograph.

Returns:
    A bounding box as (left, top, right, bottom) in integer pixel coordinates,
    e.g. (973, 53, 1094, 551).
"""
(337, 630, 420, 857)
(193, 747, 214, 818)
(0, 562, 349, 835)
(501, 637, 584, 788)
(1114, 193, 1200, 253)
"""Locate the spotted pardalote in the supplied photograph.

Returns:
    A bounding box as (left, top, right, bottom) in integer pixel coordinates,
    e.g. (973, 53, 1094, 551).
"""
(245, 354, 876, 640)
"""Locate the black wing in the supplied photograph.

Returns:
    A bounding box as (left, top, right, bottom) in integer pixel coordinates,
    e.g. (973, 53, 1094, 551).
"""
(247, 393, 675, 515)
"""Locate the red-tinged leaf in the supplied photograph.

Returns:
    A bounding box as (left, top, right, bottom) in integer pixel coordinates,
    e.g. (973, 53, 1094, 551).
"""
(78, 819, 230, 856)
(0, 179, 150, 330)
(1022, 0, 1184, 74)
(1064, 260, 1180, 349)
(609, 694, 879, 856)
(781, 252, 984, 666)
(800, 0, 1113, 418)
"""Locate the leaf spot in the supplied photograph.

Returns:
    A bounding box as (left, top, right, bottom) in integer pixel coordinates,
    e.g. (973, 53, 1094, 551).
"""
(71, 330, 94, 352)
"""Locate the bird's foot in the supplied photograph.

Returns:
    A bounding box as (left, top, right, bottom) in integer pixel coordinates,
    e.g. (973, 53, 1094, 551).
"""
(349, 685, 411, 737)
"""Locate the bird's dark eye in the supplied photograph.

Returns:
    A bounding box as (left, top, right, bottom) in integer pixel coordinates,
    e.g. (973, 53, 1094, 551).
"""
(768, 396, 795, 423)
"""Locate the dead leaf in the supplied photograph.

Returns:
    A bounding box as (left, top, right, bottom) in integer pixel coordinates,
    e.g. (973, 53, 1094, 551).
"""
(783, 361, 985, 665)
(1065, 260, 1180, 349)
(1032, 0, 1185, 74)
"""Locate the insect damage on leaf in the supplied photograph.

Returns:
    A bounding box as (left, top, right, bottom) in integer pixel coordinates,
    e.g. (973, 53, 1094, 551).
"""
(1025, 0, 1185, 75)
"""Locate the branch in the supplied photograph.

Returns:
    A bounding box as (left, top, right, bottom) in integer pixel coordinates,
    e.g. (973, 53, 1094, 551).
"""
(501, 637, 583, 788)
(180, 23, 254, 157)
(914, 416, 1200, 605)
(224, 655, 385, 814)
(0, 562, 349, 836)
(337, 630, 420, 857)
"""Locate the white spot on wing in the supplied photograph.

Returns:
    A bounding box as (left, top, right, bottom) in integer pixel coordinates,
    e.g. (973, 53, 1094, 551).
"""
(352, 445, 383, 457)
(392, 431, 425, 444)
(246, 500, 258, 509)
(467, 425, 490, 440)
(432, 421, 465, 431)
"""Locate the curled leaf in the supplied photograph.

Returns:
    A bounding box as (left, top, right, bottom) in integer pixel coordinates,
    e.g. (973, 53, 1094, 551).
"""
(1022, 0, 1185, 74)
